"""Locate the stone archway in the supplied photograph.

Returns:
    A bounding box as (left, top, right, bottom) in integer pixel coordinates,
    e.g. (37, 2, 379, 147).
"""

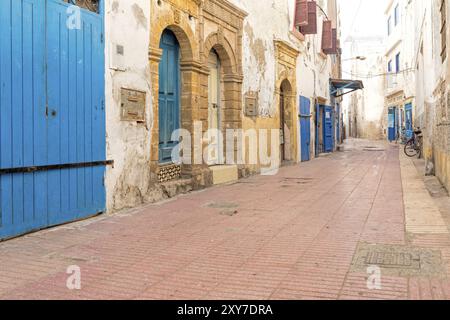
(149, 0, 246, 187)
(279, 79, 294, 161)
(200, 32, 244, 183)
(149, 8, 201, 182)
(202, 32, 243, 138)
(274, 40, 299, 163)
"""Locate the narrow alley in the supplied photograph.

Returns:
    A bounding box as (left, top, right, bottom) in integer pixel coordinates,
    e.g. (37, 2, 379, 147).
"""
(1, 0, 450, 306)
(1, 141, 449, 300)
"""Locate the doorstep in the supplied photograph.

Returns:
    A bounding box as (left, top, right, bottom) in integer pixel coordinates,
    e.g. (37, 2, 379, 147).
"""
(209, 165, 239, 185)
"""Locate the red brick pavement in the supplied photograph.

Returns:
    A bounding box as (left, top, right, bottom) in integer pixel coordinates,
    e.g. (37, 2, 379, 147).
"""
(1, 145, 449, 300)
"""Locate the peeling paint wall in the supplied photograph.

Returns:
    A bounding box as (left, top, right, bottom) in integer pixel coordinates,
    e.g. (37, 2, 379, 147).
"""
(232, 0, 335, 114)
(102, 0, 340, 212)
(414, 0, 450, 190)
(104, 0, 153, 211)
(230, 0, 339, 163)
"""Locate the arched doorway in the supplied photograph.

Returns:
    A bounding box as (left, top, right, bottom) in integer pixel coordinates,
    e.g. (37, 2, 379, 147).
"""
(207, 49, 222, 165)
(158, 29, 181, 164)
(280, 80, 292, 162)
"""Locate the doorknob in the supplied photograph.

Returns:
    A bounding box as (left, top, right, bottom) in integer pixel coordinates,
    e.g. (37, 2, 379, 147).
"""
(45, 107, 57, 118)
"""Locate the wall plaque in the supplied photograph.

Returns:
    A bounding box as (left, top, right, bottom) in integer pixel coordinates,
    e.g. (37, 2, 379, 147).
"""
(120, 88, 146, 122)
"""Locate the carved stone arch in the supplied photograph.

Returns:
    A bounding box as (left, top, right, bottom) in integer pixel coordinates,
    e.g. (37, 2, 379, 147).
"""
(203, 32, 238, 75)
(149, 6, 203, 181)
(149, 10, 198, 63)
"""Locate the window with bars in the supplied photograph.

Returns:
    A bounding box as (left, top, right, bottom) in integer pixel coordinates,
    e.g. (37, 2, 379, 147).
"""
(64, 0, 100, 13)
(440, 0, 447, 62)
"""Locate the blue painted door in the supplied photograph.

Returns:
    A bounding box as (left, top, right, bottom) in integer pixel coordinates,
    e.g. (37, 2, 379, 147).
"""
(0, 0, 106, 240)
(336, 104, 341, 144)
(159, 30, 180, 164)
(405, 103, 413, 139)
(324, 106, 334, 153)
(388, 107, 397, 141)
(300, 96, 311, 162)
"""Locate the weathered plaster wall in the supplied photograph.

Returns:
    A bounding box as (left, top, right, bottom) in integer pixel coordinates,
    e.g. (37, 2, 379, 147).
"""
(413, 0, 450, 190)
(103, 0, 341, 212)
(104, 0, 156, 211)
(231, 0, 337, 165)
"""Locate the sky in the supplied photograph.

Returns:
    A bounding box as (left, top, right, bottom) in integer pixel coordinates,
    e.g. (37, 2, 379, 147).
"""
(338, 0, 389, 58)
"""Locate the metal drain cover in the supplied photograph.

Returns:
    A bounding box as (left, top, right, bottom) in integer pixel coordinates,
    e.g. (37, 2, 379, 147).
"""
(351, 242, 445, 278)
(364, 251, 419, 269)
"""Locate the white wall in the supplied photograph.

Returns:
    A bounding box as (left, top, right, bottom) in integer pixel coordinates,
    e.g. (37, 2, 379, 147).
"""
(230, 0, 334, 117)
(104, 0, 152, 211)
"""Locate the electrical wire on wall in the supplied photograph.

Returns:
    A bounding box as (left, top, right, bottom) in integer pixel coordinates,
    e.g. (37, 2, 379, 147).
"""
(342, 68, 415, 79)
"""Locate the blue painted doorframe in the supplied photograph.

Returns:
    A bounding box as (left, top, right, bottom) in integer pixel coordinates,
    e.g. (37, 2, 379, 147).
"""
(158, 30, 181, 164)
(300, 96, 311, 162)
(0, 0, 106, 240)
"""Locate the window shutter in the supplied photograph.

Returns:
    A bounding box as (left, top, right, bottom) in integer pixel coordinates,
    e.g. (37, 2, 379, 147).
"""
(299, 1, 317, 35)
(322, 20, 333, 52)
(295, 0, 309, 27)
(323, 28, 338, 54)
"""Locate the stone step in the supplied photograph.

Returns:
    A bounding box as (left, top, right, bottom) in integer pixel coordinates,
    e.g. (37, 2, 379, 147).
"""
(160, 178, 193, 198)
(210, 165, 238, 185)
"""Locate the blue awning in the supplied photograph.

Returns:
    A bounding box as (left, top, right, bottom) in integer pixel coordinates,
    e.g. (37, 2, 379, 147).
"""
(330, 79, 364, 97)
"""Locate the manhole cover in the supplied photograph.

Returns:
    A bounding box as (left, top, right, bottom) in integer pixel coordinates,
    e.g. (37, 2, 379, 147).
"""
(351, 242, 445, 278)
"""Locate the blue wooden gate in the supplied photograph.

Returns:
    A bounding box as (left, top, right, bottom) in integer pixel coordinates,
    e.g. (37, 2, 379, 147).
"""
(324, 106, 334, 153)
(0, 0, 106, 240)
(300, 96, 311, 162)
(159, 30, 181, 164)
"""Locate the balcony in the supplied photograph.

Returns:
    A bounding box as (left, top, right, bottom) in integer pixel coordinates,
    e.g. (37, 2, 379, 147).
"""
(385, 73, 403, 95)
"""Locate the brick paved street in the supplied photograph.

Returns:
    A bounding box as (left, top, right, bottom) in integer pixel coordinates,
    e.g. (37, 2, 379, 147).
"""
(1, 142, 450, 300)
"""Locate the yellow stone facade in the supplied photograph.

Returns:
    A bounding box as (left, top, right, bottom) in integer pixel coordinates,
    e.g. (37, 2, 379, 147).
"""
(149, 0, 246, 187)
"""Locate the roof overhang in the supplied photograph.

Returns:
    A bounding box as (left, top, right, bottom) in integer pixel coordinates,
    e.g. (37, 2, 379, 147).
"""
(330, 79, 364, 98)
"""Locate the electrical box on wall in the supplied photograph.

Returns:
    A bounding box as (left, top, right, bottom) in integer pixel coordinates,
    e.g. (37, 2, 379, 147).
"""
(120, 88, 146, 122)
(245, 92, 259, 117)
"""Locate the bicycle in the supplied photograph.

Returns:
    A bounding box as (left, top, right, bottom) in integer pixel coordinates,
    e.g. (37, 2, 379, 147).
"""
(404, 128, 423, 158)
(398, 127, 409, 145)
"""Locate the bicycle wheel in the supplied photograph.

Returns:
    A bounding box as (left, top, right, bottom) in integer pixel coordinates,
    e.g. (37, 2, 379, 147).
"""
(405, 140, 418, 157)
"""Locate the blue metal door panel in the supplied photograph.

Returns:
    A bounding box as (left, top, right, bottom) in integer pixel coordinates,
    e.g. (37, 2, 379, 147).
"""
(405, 103, 413, 139)
(159, 30, 180, 164)
(315, 104, 320, 156)
(336, 104, 341, 143)
(324, 106, 334, 153)
(388, 107, 396, 141)
(1, 0, 105, 240)
(300, 96, 311, 162)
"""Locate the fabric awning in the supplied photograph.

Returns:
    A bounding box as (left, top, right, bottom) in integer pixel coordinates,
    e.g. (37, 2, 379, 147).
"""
(330, 79, 364, 97)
